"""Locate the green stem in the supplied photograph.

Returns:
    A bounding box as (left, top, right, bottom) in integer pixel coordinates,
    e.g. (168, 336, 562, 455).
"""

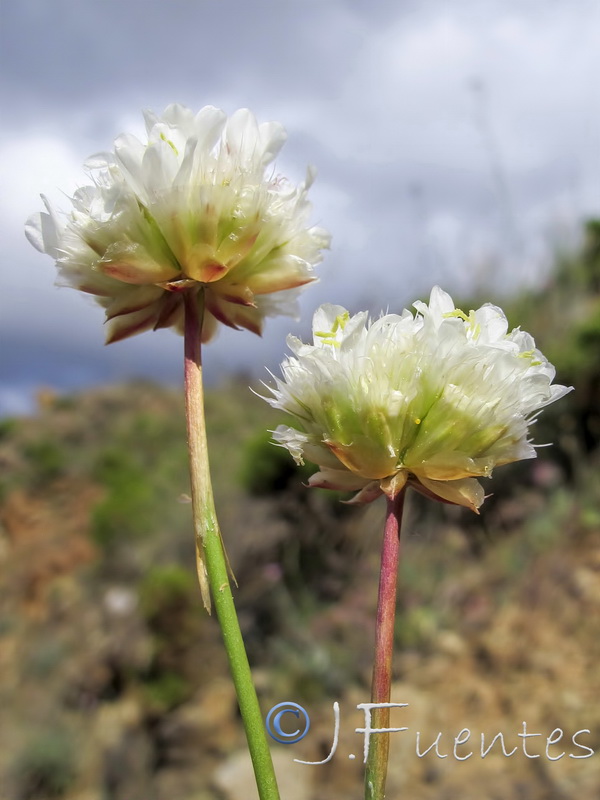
(364, 489, 406, 800)
(183, 289, 281, 800)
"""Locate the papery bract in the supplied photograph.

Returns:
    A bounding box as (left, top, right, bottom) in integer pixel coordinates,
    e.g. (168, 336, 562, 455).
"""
(263, 287, 572, 512)
(26, 104, 330, 343)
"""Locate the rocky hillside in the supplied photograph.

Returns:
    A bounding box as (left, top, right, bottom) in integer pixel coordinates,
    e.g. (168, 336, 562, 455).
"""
(0, 374, 598, 800)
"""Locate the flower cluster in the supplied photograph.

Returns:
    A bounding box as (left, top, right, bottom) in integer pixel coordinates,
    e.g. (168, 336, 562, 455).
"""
(264, 287, 572, 511)
(26, 104, 330, 343)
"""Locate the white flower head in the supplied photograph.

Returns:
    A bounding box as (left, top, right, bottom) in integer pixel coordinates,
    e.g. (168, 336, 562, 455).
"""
(263, 287, 572, 512)
(26, 104, 330, 343)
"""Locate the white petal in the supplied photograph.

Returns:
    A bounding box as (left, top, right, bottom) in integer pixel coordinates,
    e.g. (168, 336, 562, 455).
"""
(25, 212, 48, 253)
(474, 304, 508, 342)
(84, 151, 115, 170)
(225, 108, 260, 165)
(258, 120, 287, 165)
(141, 136, 179, 193)
(193, 106, 227, 150)
(25, 195, 61, 256)
(272, 425, 309, 465)
(114, 133, 147, 198)
(428, 285, 456, 317)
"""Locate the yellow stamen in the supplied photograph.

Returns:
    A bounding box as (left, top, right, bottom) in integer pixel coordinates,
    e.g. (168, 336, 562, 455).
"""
(159, 132, 179, 156)
(315, 311, 350, 346)
(518, 349, 542, 366)
(444, 308, 480, 338)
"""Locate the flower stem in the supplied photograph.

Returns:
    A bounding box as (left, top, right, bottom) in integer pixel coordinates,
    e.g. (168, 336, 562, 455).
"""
(183, 289, 281, 800)
(364, 489, 406, 800)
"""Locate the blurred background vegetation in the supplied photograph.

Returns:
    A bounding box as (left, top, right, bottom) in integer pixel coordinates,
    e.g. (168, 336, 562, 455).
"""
(0, 224, 599, 799)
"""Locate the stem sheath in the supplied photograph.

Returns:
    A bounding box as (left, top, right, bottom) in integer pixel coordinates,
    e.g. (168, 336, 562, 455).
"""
(183, 289, 280, 800)
(364, 490, 406, 800)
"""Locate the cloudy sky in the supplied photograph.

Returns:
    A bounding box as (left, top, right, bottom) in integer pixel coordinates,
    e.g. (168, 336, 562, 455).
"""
(1, 0, 599, 414)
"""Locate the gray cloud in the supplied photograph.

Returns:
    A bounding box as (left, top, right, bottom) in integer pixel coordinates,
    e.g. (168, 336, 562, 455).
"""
(1, 0, 598, 414)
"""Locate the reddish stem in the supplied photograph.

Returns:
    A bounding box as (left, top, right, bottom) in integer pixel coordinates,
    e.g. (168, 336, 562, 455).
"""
(365, 489, 406, 799)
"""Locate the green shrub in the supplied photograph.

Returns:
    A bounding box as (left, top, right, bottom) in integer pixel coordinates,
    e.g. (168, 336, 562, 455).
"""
(395, 607, 438, 651)
(0, 416, 17, 439)
(52, 395, 77, 411)
(138, 566, 199, 711)
(141, 671, 191, 712)
(138, 564, 196, 623)
(23, 439, 66, 485)
(91, 447, 154, 549)
(10, 730, 76, 799)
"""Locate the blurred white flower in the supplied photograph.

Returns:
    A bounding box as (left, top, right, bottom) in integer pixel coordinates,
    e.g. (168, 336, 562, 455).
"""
(26, 104, 330, 343)
(263, 287, 572, 512)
